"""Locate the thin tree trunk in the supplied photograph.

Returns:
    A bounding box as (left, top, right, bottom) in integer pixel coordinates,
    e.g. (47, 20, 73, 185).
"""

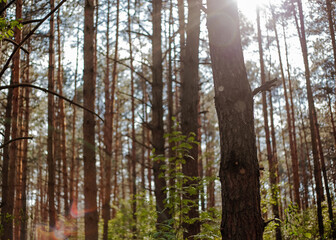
(326, 88, 336, 147)
(206, 0, 264, 239)
(103, 1, 112, 238)
(113, 99, 120, 218)
(314, 112, 336, 237)
(299, 124, 309, 210)
(299, 107, 316, 205)
(167, 0, 175, 215)
(278, 95, 293, 203)
(111, 0, 120, 219)
(257, 7, 281, 239)
(70, 21, 80, 215)
(56, 11, 69, 214)
(1, 70, 13, 240)
(293, 0, 324, 236)
(83, 0, 98, 238)
(46, 0, 56, 230)
(20, 38, 31, 240)
(269, 91, 282, 219)
(126, 0, 137, 237)
(271, 5, 300, 208)
(3, 1, 22, 238)
(326, 0, 336, 73)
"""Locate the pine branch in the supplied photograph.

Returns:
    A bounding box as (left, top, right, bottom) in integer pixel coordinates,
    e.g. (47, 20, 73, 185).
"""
(0, 136, 33, 149)
(0, 83, 104, 122)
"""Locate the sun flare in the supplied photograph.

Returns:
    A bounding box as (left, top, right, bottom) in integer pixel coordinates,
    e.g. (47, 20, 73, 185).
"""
(237, 0, 270, 19)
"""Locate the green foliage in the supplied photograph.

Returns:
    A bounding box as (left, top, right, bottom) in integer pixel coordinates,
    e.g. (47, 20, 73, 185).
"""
(282, 204, 317, 239)
(106, 193, 156, 239)
(152, 118, 221, 239)
(0, 0, 22, 41)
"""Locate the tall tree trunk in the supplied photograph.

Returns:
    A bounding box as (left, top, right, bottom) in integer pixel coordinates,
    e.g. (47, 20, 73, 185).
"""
(47, 0, 56, 231)
(20, 38, 31, 240)
(278, 94, 293, 203)
(56, 10, 69, 214)
(299, 107, 316, 205)
(181, 0, 201, 238)
(103, 1, 112, 238)
(83, 0, 98, 238)
(152, 0, 170, 233)
(271, 5, 300, 208)
(326, 0, 336, 73)
(269, 91, 282, 219)
(167, 0, 176, 215)
(3, 1, 22, 238)
(127, 0, 137, 237)
(298, 125, 309, 210)
(70, 21, 80, 215)
(314, 112, 336, 237)
(206, 0, 264, 239)
(257, 7, 281, 239)
(293, 0, 324, 236)
(111, 0, 120, 219)
(1, 68, 13, 240)
(326, 88, 336, 147)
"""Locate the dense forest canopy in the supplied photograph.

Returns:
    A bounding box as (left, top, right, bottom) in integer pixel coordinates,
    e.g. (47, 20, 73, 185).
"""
(0, 0, 336, 239)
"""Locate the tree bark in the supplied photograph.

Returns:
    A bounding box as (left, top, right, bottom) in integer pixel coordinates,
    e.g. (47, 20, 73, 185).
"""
(83, 0, 98, 238)
(180, 0, 201, 238)
(206, 0, 264, 239)
(103, 1, 112, 238)
(19, 38, 31, 240)
(152, 0, 170, 233)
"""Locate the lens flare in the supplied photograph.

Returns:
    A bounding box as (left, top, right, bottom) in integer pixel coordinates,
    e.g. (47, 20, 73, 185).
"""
(36, 201, 83, 240)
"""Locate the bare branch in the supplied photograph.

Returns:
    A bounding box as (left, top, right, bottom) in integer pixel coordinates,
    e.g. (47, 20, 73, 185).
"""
(118, 90, 151, 108)
(253, 78, 279, 96)
(20, 19, 44, 25)
(110, 58, 151, 85)
(0, 136, 33, 149)
(0, 0, 16, 16)
(3, 38, 29, 54)
(0, 0, 68, 79)
(0, 83, 104, 122)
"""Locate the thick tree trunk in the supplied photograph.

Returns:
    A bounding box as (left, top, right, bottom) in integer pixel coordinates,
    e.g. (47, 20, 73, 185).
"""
(181, 0, 201, 238)
(83, 0, 98, 238)
(206, 0, 264, 239)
